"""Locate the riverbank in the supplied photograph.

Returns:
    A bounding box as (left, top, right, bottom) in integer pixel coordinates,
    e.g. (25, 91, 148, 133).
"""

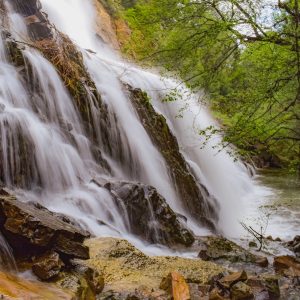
(0, 235, 299, 299)
(254, 169, 300, 241)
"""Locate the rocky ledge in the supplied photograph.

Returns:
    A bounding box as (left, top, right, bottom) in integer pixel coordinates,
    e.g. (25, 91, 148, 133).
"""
(0, 189, 90, 261)
(104, 181, 194, 247)
(0, 189, 299, 299)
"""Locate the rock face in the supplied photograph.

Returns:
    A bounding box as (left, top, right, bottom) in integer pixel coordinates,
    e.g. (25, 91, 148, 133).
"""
(0, 189, 90, 260)
(105, 181, 195, 246)
(9, 0, 53, 40)
(126, 85, 218, 230)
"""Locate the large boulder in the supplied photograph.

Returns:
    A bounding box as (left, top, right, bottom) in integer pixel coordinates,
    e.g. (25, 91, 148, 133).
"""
(0, 189, 90, 260)
(85, 237, 224, 297)
(104, 181, 195, 246)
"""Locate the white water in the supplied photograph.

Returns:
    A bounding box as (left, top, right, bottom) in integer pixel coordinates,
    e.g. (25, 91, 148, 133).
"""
(38, 0, 276, 237)
(0, 0, 295, 262)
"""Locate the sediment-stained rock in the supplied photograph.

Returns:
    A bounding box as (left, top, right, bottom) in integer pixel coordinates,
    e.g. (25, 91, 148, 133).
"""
(0, 189, 90, 260)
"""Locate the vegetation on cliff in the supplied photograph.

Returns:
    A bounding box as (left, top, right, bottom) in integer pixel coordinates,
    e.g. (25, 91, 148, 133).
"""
(121, 0, 300, 172)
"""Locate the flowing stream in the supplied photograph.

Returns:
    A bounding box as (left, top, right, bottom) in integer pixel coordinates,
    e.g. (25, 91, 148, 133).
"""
(0, 0, 298, 263)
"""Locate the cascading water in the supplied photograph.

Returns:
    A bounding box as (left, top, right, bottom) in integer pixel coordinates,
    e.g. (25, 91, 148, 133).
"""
(38, 0, 273, 236)
(0, 0, 289, 262)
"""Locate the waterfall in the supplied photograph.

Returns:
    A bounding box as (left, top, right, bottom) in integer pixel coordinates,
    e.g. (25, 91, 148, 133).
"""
(38, 0, 272, 235)
(0, 0, 274, 261)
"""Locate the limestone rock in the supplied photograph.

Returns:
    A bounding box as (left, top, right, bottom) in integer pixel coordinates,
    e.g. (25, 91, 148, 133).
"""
(209, 288, 226, 300)
(220, 270, 248, 289)
(230, 282, 254, 300)
(85, 237, 224, 295)
(286, 236, 300, 257)
(255, 256, 268, 268)
(32, 251, 64, 281)
(71, 260, 104, 294)
(105, 181, 195, 246)
(261, 275, 280, 299)
(273, 255, 300, 275)
(197, 236, 268, 267)
(0, 189, 90, 260)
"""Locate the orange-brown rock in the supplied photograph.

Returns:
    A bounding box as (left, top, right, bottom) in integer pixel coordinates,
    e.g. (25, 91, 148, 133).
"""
(93, 0, 120, 50)
(220, 270, 248, 288)
(273, 255, 300, 274)
(32, 251, 64, 281)
(160, 271, 191, 300)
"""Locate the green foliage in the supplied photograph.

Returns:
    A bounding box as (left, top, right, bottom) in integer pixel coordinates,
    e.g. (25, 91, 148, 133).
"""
(123, 0, 300, 171)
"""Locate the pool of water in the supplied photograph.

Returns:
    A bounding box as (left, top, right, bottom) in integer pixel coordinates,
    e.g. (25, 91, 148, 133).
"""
(255, 169, 300, 241)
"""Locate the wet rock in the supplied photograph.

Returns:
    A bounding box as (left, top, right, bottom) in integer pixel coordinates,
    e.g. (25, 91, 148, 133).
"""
(209, 288, 226, 300)
(126, 85, 218, 230)
(32, 251, 64, 281)
(189, 283, 208, 299)
(230, 282, 254, 300)
(255, 290, 270, 300)
(27, 22, 53, 40)
(273, 255, 300, 274)
(219, 270, 248, 289)
(105, 181, 194, 246)
(9, 0, 53, 40)
(160, 271, 191, 300)
(248, 241, 257, 248)
(0, 189, 90, 260)
(261, 275, 280, 299)
(255, 257, 268, 268)
(0, 103, 5, 113)
(71, 260, 104, 294)
(197, 236, 267, 267)
(0, 271, 72, 299)
(55, 272, 96, 300)
(287, 235, 300, 257)
(294, 242, 300, 254)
